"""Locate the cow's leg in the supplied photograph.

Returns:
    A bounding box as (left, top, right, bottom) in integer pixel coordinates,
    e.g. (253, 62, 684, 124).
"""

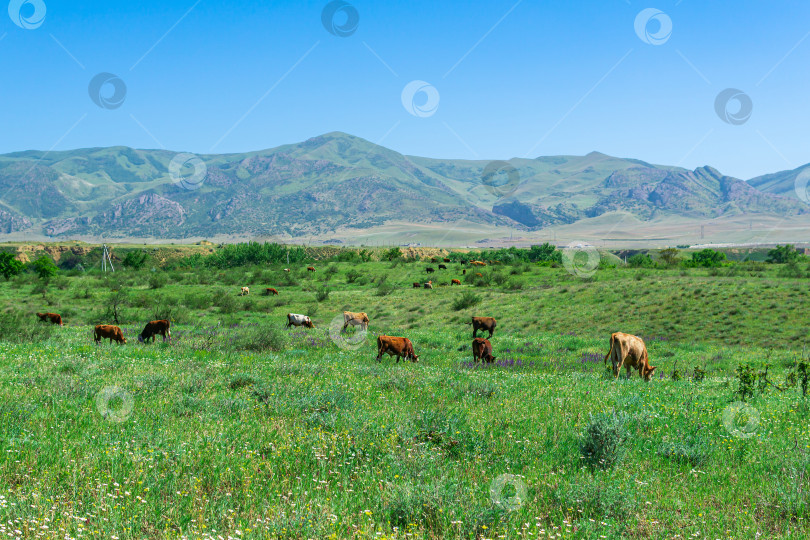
(488, 329, 493, 339)
(472, 327, 477, 339)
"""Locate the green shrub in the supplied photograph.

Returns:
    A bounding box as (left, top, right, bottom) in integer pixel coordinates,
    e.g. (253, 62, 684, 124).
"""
(657, 435, 710, 467)
(315, 286, 330, 302)
(452, 291, 481, 311)
(628, 253, 655, 268)
(580, 411, 628, 470)
(148, 272, 168, 289)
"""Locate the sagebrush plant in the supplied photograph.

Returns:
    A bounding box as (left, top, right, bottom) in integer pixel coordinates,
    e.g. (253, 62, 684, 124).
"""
(580, 411, 628, 470)
(452, 291, 481, 311)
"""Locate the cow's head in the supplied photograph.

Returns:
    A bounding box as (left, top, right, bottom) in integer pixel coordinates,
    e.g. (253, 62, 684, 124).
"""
(305, 319, 314, 328)
(643, 365, 657, 381)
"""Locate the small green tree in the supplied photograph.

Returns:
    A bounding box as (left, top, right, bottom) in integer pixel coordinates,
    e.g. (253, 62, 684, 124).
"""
(529, 243, 562, 263)
(383, 247, 403, 261)
(659, 248, 680, 266)
(0, 252, 24, 280)
(767, 244, 802, 264)
(122, 250, 149, 269)
(691, 249, 727, 268)
(30, 255, 58, 279)
(628, 253, 655, 268)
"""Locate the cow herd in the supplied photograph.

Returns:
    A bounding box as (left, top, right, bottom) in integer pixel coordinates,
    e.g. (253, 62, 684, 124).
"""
(30, 260, 657, 381)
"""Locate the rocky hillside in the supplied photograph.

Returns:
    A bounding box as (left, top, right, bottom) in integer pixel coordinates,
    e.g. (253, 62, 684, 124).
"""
(0, 132, 805, 239)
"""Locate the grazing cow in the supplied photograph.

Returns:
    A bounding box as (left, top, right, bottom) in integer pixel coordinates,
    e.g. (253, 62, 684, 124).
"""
(307, 266, 316, 272)
(283, 268, 290, 273)
(451, 279, 461, 285)
(460, 260, 468, 265)
(431, 258, 438, 263)
(426, 267, 435, 273)
(36, 312, 63, 326)
(342, 311, 369, 331)
(138, 319, 171, 343)
(462, 269, 466, 275)
(471, 260, 487, 267)
(286, 313, 314, 328)
(443, 258, 451, 263)
(604, 332, 656, 381)
(472, 337, 495, 363)
(94, 325, 126, 345)
(264, 287, 279, 296)
(475, 272, 483, 277)
(438, 264, 447, 270)
(472, 316, 497, 339)
(413, 282, 421, 288)
(423, 281, 433, 289)
(376, 335, 419, 363)
(239, 287, 250, 296)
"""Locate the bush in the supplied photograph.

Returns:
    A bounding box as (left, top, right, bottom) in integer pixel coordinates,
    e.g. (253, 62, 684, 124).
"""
(122, 250, 149, 269)
(375, 275, 395, 296)
(689, 249, 727, 268)
(30, 255, 58, 279)
(346, 269, 361, 283)
(580, 411, 628, 470)
(657, 434, 710, 467)
(148, 272, 168, 289)
(227, 323, 284, 352)
(767, 244, 802, 264)
(315, 286, 330, 302)
(452, 291, 481, 311)
(628, 253, 655, 268)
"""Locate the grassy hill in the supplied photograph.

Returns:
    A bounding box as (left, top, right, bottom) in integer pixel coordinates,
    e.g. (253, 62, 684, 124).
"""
(0, 257, 808, 538)
(0, 132, 806, 242)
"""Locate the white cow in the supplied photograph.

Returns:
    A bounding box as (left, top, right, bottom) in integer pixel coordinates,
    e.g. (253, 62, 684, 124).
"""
(286, 313, 314, 328)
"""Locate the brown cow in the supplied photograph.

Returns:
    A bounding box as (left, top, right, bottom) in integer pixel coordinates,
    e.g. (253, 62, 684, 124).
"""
(36, 312, 63, 326)
(604, 332, 656, 381)
(451, 279, 461, 285)
(239, 286, 250, 296)
(475, 272, 483, 277)
(94, 325, 126, 345)
(413, 282, 421, 288)
(138, 320, 171, 343)
(342, 311, 369, 331)
(264, 288, 279, 296)
(460, 260, 468, 265)
(462, 269, 466, 275)
(472, 337, 495, 363)
(471, 260, 487, 267)
(438, 264, 447, 270)
(423, 281, 433, 289)
(472, 316, 497, 338)
(431, 258, 438, 263)
(376, 335, 419, 363)
(307, 266, 316, 272)
(426, 267, 435, 273)
(443, 258, 451, 263)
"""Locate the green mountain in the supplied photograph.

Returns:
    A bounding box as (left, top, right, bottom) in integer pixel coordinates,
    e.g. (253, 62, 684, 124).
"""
(0, 132, 805, 239)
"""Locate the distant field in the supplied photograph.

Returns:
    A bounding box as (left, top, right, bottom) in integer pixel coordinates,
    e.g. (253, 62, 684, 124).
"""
(0, 257, 808, 538)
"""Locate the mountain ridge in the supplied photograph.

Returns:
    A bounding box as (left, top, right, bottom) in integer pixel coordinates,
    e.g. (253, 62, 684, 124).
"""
(0, 131, 806, 240)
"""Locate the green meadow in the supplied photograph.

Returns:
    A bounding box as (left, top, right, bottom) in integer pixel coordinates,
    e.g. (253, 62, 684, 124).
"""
(0, 246, 809, 539)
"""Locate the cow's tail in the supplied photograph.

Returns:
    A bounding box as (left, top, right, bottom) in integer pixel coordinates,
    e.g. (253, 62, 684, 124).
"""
(604, 335, 615, 365)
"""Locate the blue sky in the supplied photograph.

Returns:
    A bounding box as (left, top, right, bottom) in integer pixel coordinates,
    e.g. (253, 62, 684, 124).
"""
(2, 0, 809, 179)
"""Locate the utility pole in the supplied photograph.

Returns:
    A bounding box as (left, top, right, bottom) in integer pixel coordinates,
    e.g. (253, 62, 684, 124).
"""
(101, 244, 115, 272)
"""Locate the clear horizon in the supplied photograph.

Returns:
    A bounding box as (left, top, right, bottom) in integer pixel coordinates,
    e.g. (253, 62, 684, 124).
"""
(3, 0, 809, 180)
